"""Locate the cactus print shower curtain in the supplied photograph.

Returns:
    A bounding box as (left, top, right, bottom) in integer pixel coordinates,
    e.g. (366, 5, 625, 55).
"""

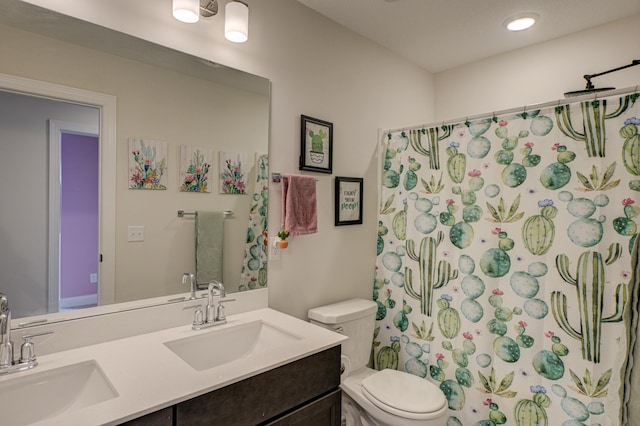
(374, 92, 640, 425)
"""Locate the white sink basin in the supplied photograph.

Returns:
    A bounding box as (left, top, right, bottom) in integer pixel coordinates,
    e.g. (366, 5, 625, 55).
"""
(0, 360, 118, 425)
(164, 320, 302, 371)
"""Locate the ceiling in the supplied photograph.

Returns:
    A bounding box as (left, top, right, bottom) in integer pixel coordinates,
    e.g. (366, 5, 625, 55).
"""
(296, 0, 640, 74)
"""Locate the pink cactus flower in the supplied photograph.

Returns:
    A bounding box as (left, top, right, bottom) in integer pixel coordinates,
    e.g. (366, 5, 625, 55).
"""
(446, 199, 455, 205)
(552, 143, 560, 150)
(623, 198, 635, 206)
(463, 332, 473, 340)
(492, 289, 504, 296)
(492, 227, 502, 235)
(544, 331, 555, 338)
(518, 321, 527, 327)
(435, 353, 444, 360)
(498, 120, 508, 127)
(484, 398, 493, 406)
(524, 142, 534, 148)
(468, 169, 482, 177)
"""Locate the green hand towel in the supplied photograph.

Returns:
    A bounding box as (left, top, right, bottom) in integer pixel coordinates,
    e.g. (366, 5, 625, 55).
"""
(195, 211, 224, 288)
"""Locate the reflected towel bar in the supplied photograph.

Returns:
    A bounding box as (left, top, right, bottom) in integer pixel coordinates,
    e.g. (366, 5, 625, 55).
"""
(177, 210, 233, 218)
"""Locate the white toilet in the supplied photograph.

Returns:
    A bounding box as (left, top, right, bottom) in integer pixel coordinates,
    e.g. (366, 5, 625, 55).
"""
(308, 299, 448, 426)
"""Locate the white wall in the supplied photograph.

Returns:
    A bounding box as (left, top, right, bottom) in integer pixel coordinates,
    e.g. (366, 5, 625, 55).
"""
(23, 0, 435, 319)
(434, 13, 640, 121)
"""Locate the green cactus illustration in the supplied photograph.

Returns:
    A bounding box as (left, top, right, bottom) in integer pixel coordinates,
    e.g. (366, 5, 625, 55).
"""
(393, 300, 413, 331)
(493, 122, 541, 188)
(486, 194, 525, 223)
(437, 295, 461, 339)
(621, 118, 640, 175)
(487, 288, 535, 363)
(379, 194, 396, 215)
(439, 171, 484, 248)
(539, 143, 576, 190)
(391, 200, 408, 240)
(420, 173, 445, 194)
(372, 276, 389, 320)
(382, 143, 403, 188)
(555, 94, 637, 157)
(551, 384, 605, 423)
(376, 336, 400, 370)
(559, 191, 609, 247)
(405, 231, 459, 316)
(465, 117, 493, 159)
(377, 221, 388, 256)
(576, 162, 620, 191)
(411, 320, 435, 341)
(514, 387, 551, 426)
(551, 242, 627, 363)
(409, 126, 453, 170)
(446, 141, 466, 183)
(308, 129, 325, 153)
(412, 194, 439, 235)
(568, 367, 612, 398)
(613, 198, 640, 240)
(532, 332, 569, 380)
(404, 156, 421, 190)
(402, 335, 431, 377)
(522, 199, 557, 255)
(477, 368, 517, 398)
(473, 399, 507, 425)
(510, 262, 549, 320)
(480, 229, 514, 278)
(459, 254, 485, 323)
(438, 335, 477, 390)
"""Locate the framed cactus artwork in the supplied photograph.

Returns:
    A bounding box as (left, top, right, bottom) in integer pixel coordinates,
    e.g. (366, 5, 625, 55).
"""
(335, 176, 363, 226)
(300, 115, 333, 174)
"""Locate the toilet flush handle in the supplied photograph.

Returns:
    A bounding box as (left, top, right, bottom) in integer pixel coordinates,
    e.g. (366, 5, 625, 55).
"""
(332, 326, 344, 334)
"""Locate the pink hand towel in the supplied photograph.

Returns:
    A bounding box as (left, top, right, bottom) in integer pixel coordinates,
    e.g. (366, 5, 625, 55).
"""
(281, 174, 318, 236)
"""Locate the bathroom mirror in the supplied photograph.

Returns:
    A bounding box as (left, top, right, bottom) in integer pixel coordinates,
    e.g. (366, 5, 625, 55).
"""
(0, 0, 270, 322)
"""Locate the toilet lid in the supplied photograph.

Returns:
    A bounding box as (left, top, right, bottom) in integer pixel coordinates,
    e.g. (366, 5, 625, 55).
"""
(361, 369, 447, 416)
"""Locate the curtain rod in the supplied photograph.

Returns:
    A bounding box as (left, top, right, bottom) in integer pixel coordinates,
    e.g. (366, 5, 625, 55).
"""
(384, 84, 640, 135)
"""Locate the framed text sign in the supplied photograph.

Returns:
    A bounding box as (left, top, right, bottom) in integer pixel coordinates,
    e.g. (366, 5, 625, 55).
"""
(335, 177, 363, 226)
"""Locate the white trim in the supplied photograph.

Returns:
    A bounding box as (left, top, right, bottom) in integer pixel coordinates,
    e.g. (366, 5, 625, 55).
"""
(59, 294, 98, 310)
(0, 72, 117, 309)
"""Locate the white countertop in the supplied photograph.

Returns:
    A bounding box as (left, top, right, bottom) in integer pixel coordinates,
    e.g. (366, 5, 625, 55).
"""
(1, 308, 346, 425)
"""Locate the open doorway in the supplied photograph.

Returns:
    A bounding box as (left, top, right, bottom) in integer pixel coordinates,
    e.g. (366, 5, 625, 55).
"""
(52, 126, 100, 311)
(0, 73, 116, 319)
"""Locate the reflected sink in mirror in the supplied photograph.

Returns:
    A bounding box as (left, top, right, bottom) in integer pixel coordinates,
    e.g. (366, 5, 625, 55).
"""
(164, 321, 302, 371)
(0, 360, 118, 425)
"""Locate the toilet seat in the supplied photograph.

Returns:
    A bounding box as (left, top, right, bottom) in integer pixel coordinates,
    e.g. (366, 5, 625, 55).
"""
(361, 369, 447, 420)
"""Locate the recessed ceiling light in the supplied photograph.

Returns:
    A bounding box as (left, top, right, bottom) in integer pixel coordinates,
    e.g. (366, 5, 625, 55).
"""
(504, 13, 539, 31)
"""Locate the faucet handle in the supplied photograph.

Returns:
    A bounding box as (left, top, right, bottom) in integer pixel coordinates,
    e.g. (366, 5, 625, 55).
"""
(215, 298, 235, 322)
(192, 306, 204, 326)
(18, 331, 52, 365)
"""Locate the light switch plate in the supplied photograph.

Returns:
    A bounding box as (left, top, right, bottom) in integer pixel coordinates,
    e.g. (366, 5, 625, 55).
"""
(127, 225, 145, 242)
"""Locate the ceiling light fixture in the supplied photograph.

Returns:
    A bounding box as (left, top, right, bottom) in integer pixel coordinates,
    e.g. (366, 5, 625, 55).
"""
(225, 1, 249, 43)
(173, 0, 200, 24)
(504, 13, 538, 32)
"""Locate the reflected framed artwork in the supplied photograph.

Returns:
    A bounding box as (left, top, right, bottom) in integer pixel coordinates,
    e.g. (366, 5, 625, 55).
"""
(300, 115, 333, 174)
(335, 176, 363, 226)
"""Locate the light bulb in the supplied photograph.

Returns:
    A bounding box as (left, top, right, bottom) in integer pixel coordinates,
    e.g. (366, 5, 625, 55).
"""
(173, 0, 200, 24)
(225, 1, 249, 43)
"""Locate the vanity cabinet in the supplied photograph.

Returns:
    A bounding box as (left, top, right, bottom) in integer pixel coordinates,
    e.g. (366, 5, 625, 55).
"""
(121, 345, 341, 426)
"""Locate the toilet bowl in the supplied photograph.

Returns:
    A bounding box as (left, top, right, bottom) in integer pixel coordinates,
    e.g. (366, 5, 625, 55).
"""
(308, 299, 448, 426)
(342, 367, 447, 426)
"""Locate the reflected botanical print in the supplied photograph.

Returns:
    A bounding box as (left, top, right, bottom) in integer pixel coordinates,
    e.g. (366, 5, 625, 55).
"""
(129, 138, 168, 190)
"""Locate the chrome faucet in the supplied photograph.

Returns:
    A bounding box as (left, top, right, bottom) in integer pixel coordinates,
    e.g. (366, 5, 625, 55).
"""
(182, 272, 197, 300)
(0, 293, 52, 375)
(192, 280, 235, 330)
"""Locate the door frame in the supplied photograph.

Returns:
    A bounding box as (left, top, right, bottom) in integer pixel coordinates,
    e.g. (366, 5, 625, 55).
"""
(0, 72, 116, 309)
(48, 120, 100, 312)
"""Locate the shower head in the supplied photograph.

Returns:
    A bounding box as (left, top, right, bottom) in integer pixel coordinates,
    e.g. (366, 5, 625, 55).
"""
(563, 59, 639, 98)
(564, 86, 615, 98)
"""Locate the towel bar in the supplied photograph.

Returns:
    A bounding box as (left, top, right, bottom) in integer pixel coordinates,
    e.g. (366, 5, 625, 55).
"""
(177, 210, 233, 218)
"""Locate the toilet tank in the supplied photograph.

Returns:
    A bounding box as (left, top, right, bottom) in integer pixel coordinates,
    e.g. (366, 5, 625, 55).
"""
(308, 299, 377, 371)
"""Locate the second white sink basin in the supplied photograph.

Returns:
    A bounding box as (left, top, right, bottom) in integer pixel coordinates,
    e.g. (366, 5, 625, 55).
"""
(0, 360, 118, 425)
(164, 320, 302, 371)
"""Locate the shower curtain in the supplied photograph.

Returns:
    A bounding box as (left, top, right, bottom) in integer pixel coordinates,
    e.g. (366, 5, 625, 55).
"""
(373, 91, 640, 425)
(239, 154, 268, 291)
